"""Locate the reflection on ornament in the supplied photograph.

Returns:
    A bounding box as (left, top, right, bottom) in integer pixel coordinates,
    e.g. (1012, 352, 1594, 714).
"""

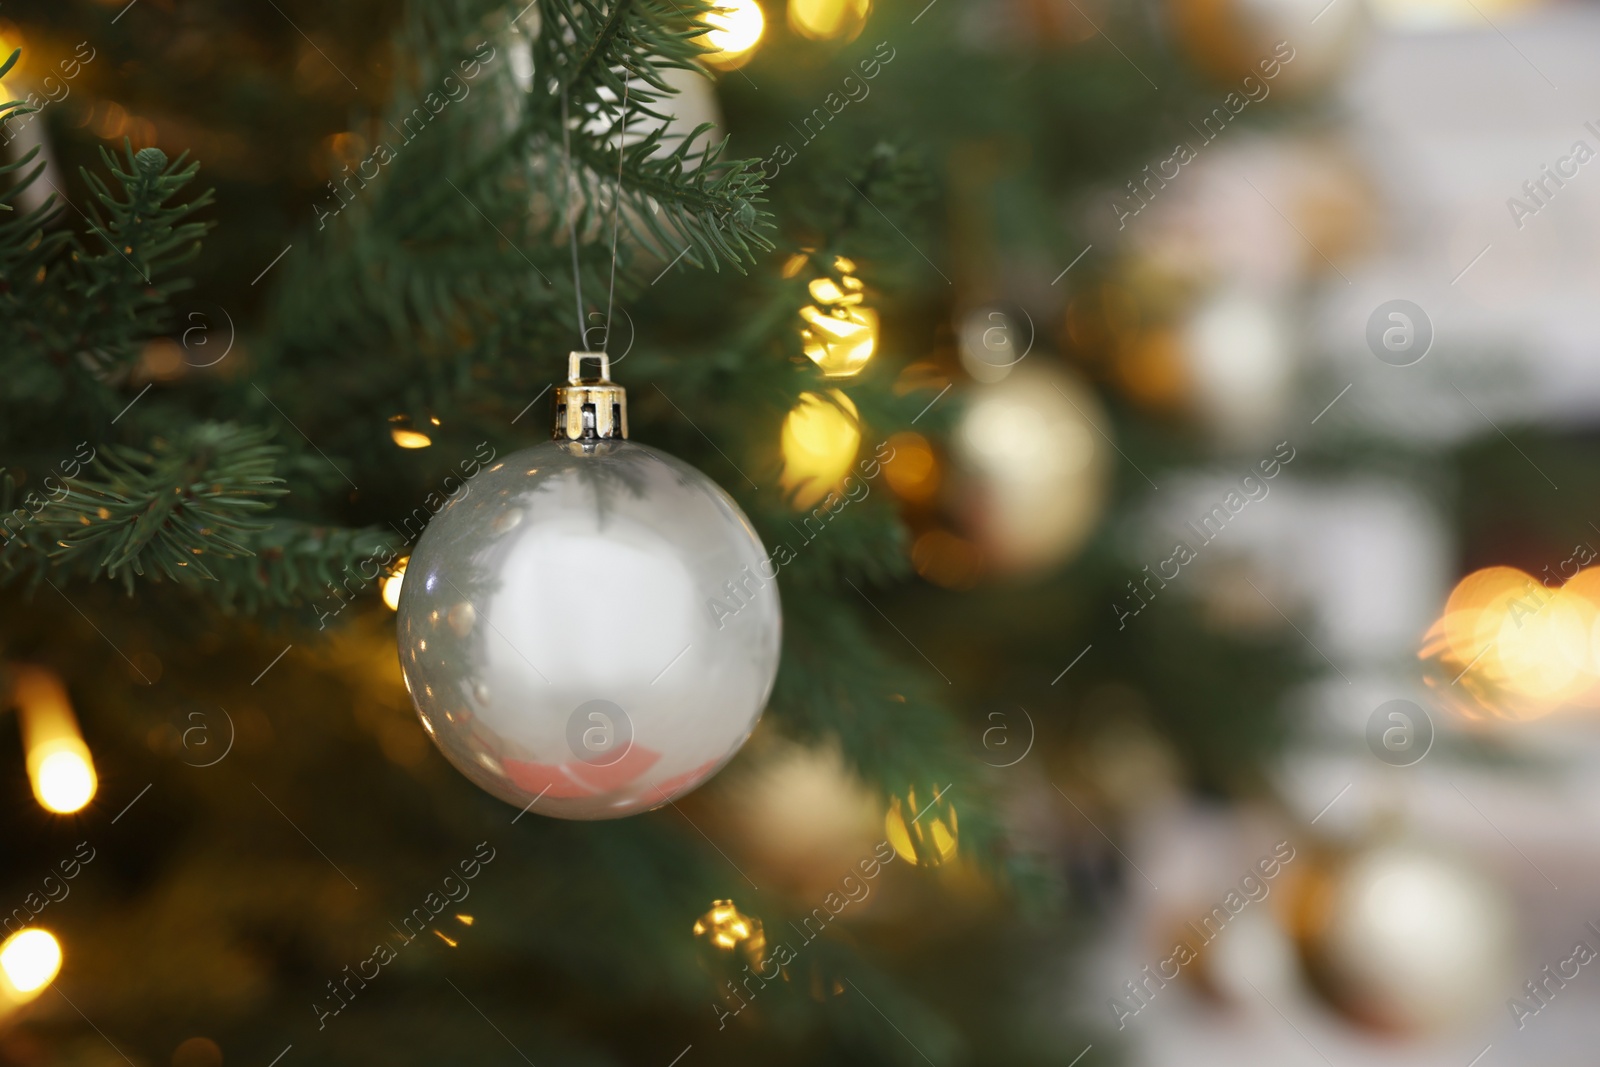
(0, 928, 60, 1009)
(799, 256, 876, 378)
(381, 559, 407, 611)
(694, 900, 767, 964)
(11, 666, 96, 814)
(1421, 565, 1600, 720)
(951, 362, 1109, 576)
(780, 390, 861, 509)
(1293, 842, 1515, 1034)
(700, 0, 765, 68)
(789, 0, 870, 40)
(398, 358, 780, 820)
(884, 785, 958, 866)
(881, 431, 940, 503)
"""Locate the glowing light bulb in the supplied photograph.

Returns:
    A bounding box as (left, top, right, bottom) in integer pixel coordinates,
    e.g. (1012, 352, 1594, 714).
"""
(779, 390, 860, 509)
(789, 0, 870, 41)
(0, 929, 61, 1002)
(800, 305, 878, 378)
(381, 559, 408, 611)
(701, 0, 765, 68)
(799, 258, 875, 378)
(36, 750, 95, 814)
(391, 428, 432, 449)
(12, 666, 96, 815)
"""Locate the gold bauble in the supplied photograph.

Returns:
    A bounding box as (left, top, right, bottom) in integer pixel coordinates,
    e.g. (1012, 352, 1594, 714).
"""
(949, 361, 1110, 576)
(1291, 841, 1516, 1034)
(723, 740, 883, 897)
(1166, 0, 1368, 94)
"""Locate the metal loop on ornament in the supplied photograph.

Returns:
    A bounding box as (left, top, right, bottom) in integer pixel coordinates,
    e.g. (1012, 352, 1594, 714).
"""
(554, 351, 629, 442)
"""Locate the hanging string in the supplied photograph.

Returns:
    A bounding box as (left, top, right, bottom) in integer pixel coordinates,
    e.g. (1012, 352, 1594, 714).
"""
(558, 51, 632, 358)
(601, 68, 631, 354)
(559, 86, 587, 346)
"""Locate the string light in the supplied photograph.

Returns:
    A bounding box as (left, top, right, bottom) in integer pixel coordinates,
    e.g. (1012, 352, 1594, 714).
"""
(700, 0, 765, 68)
(799, 256, 877, 379)
(11, 666, 96, 814)
(779, 390, 860, 509)
(1422, 565, 1600, 719)
(381, 559, 408, 611)
(390, 428, 433, 449)
(0, 928, 61, 1009)
(693, 900, 766, 964)
(884, 785, 958, 866)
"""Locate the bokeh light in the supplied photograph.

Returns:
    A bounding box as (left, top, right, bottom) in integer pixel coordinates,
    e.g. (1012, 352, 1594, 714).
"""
(789, 0, 870, 39)
(35, 749, 96, 814)
(700, 0, 765, 68)
(381, 558, 407, 611)
(0, 928, 61, 1001)
(780, 390, 860, 509)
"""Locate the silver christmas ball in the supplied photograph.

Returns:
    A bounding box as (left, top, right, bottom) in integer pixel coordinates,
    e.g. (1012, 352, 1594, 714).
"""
(397, 438, 782, 819)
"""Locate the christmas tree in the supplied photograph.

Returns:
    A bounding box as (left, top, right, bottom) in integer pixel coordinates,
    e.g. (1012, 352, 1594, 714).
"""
(0, 1, 1313, 1063)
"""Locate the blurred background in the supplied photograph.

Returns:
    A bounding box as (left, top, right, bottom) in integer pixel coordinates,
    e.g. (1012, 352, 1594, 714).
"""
(3, 0, 1599, 1064)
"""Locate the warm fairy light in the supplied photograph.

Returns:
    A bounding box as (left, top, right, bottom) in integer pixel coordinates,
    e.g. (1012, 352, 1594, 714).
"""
(700, 0, 765, 68)
(789, 0, 870, 40)
(12, 666, 97, 815)
(1422, 565, 1600, 720)
(780, 390, 860, 509)
(381, 559, 408, 611)
(390, 428, 433, 449)
(884, 785, 958, 866)
(799, 257, 876, 379)
(433, 930, 458, 947)
(0, 929, 61, 1002)
(36, 751, 96, 814)
(456, 914, 474, 925)
(693, 900, 766, 962)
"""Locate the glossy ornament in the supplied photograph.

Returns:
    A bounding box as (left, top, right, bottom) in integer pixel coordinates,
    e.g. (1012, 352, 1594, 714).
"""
(398, 355, 782, 819)
(1292, 840, 1516, 1033)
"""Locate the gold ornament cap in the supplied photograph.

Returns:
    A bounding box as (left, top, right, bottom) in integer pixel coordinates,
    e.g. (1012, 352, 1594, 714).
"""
(553, 351, 628, 441)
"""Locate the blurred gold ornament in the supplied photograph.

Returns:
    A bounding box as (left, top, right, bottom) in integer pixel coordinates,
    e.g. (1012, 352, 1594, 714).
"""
(789, 0, 870, 40)
(11, 666, 96, 814)
(800, 257, 876, 378)
(1166, 0, 1367, 94)
(694, 900, 767, 965)
(780, 389, 861, 509)
(950, 362, 1109, 576)
(381, 558, 408, 611)
(700, 0, 765, 68)
(724, 740, 882, 896)
(884, 785, 958, 866)
(0, 928, 60, 1012)
(1291, 840, 1516, 1034)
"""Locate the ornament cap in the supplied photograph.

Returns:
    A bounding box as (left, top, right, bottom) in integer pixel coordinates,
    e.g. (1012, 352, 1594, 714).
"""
(553, 351, 628, 441)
